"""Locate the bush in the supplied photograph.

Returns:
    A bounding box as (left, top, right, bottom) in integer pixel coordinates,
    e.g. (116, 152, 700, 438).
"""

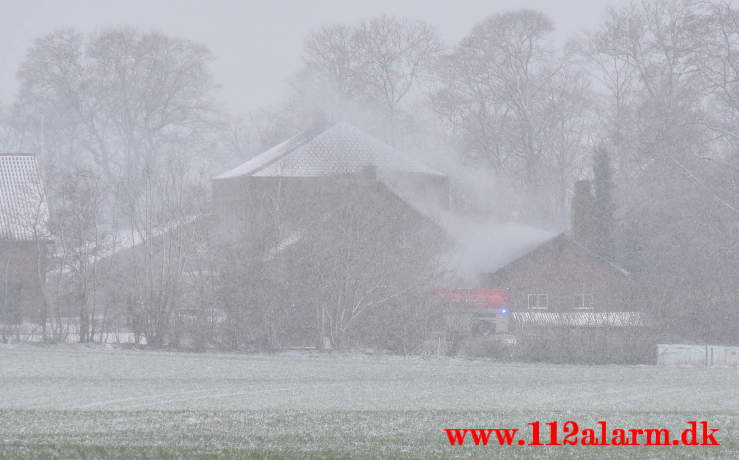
(513, 327, 656, 364)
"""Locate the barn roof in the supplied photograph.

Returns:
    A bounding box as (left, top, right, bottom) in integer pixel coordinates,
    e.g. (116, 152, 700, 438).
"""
(214, 122, 444, 179)
(0, 154, 49, 241)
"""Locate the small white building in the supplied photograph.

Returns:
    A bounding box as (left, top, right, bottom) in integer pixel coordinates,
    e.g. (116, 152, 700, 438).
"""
(658, 344, 739, 367)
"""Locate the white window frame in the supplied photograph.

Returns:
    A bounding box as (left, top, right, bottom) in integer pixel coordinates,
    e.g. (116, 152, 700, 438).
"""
(527, 293, 549, 310)
(574, 293, 594, 310)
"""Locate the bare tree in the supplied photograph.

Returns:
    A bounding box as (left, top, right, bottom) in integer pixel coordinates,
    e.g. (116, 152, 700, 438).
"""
(14, 27, 218, 211)
(353, 17, 442, 124)
(697, 1, 739, 150)
(432, 9, 592, 221)
(47, 169, 110, 342)
(11, 28, 221, 345)
(583, 0, 739, 343)
(287, 177, 446, 350)
(297, 16, 442, 142)
(304, 24, 367, 105)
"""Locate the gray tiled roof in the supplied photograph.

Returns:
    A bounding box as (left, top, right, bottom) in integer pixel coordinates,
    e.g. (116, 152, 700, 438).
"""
(215, 122, 443, 179)
(0, 154, 49, 241)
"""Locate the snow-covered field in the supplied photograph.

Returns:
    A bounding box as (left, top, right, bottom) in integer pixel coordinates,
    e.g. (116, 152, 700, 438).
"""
(1, 345, 737, 458)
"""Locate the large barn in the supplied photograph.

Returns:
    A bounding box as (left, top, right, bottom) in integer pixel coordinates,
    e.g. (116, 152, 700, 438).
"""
(0, 154, 50, 325)
(210, 121, 452, 268)
(210, 121, 452, 348)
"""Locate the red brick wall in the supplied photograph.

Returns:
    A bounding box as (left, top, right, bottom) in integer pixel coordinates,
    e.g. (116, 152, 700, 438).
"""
(483, 236, 639, 312)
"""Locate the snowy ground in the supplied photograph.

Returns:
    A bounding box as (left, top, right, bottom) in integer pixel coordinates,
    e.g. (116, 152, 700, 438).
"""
(0, 345, 737, 458)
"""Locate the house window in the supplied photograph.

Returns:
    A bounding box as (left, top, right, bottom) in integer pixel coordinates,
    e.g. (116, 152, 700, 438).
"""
(1, 283, 22, 324)
(574, 294, 594, 310)
(527, 293, 549, 310)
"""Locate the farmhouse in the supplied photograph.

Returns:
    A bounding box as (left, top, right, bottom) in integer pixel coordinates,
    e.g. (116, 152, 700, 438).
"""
(209, 122, 648, 349)
(430, 177, 648, 363)
(435, 227, 648, 356)
(480, 232, 649, 361)
(471, 179, 642, 318)
(461, 181, 650, 363)
(481, 233, 637, 313)
(0, 154, 50, 324)
(211, 121, 451, 260)
(210, 121, 451, 348)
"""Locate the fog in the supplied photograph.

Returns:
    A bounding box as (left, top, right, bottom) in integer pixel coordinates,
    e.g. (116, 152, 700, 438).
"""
(0, 0, 612, 110)
(0, 0, 738, 458)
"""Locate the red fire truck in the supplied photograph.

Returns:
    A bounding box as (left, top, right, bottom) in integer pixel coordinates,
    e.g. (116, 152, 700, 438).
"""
(434, 288, 510, 336)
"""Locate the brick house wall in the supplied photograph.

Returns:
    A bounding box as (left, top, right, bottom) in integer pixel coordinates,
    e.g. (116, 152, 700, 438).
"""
(1, 154, 50, 325)
(482, 235, 639, 313)
(0, 240, 47, 323)
(210, 171, 451, 348)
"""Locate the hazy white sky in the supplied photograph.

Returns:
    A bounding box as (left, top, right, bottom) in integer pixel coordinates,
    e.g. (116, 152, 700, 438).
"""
(0, 0, 618, 113)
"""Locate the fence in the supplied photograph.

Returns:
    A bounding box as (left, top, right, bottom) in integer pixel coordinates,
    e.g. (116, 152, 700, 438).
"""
(0, 319, 144, 345)
(657, 344, 739, 367)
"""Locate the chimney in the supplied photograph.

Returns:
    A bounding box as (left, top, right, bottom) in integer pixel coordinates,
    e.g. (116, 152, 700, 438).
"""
(571, 180, 595, 248)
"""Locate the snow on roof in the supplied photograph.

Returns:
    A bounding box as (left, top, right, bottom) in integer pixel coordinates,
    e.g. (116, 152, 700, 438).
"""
(51, 215, 206, 277)
(214, 122, 444, 179)
(100, 215, 202, 261)
(0, 154, 49, 241)
(264, 230, 303, 262)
